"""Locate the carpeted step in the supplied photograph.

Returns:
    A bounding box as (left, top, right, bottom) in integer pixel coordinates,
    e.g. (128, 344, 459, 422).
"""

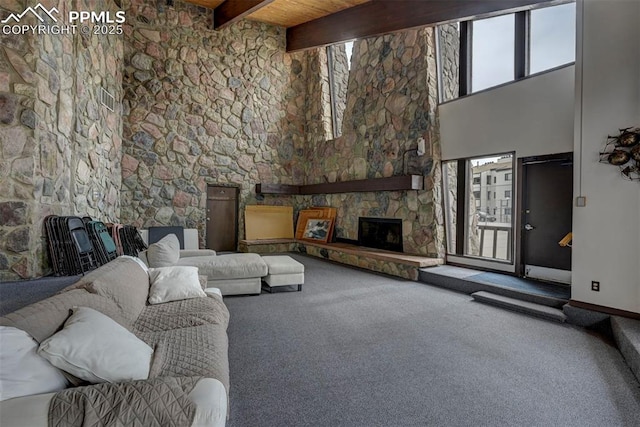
(471, 291, 567, 323)
(419, 266, 568, 308)
(611, 316, 640, 382)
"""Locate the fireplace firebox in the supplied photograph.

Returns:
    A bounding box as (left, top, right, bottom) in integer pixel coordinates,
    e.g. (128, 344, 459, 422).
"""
(358, 217, 403, 252)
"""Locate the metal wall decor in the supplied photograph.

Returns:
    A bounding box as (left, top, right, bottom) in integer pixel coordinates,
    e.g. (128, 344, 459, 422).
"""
(599, 127, 640, 181)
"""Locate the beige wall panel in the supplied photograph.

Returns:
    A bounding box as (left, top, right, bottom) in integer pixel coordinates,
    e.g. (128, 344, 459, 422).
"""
(245, 206, 294, 240)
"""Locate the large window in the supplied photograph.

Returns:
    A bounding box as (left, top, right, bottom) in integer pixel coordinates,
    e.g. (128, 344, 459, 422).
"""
(471, 14, 515, 92)
(530, 3, 576, 74)
(436, 2, 576, 101)
(327, 41, 354, 138)
(443, 154, 515, 263)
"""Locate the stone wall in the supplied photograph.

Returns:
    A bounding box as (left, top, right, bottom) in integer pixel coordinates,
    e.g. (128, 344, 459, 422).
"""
(300, 49, 332, 183)
(71, 1, 123, 221)
(120, 0, 308, 247)
(1, 0, 449, 277)
(299, 29, 445, 257)
(0, 0, 123, 280)
(436, 24, 460, 103)
(0, 0, 38, 280)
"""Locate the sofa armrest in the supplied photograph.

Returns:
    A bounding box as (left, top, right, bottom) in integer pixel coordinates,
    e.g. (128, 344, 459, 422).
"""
(189, 378, 227, 427)
(180, 249, 216, 258)
(0, 379, 227, 427)
(0, 392, 54, 427)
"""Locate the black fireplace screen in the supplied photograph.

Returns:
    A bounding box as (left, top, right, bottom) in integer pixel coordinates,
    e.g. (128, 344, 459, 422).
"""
(358, 217, 403, 252)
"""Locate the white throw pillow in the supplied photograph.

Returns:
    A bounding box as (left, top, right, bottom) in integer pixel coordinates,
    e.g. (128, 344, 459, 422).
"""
(38, 307, 153, 384)
(0, 326, 69, 401)
(146, 234, 180, 267)
(148, 266, 207, 304)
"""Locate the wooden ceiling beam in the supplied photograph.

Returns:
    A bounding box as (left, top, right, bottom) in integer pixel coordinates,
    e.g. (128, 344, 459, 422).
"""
(286, 0, 559, 52)
(214, 0, 276, 29)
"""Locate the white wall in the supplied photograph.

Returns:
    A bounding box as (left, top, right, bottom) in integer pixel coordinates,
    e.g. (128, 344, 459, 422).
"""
(572, 0, 640, 314)
(440, 66, 575, 160)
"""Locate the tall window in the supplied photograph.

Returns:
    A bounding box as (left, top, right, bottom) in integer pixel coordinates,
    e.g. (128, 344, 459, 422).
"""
(443, 154, 515, 263)
(436, 2, 576, 101)
(327, 41, 354, 138)
(471, 14, 515, 92)
(530, 3, 576, 74)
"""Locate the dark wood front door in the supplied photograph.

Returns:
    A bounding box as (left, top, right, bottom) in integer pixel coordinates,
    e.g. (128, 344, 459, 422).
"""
(206, 185, 238, 251)
(521, 156, 573, 283)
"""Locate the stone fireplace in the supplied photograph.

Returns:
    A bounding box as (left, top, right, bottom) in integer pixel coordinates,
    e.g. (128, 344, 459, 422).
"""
(358, 218, 403, 252)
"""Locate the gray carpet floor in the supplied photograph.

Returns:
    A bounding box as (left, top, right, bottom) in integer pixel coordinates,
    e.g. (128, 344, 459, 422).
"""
(224, 254, 640, 427)
(0, 275, 81, 316)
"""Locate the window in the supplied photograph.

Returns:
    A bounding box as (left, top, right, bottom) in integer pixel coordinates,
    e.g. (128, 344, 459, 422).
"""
(494, 177, 497, 184)
(505, 190, 512, 198)
(505, 173, 512, 181)
(486, 176, 491, 185)
(443, 153, 515, 263)
(473, 176, 481, 184)
(327, 41, 354, 138)
(530, 3, 576, 74)
(436, 2, 576, 101)
(471, 14, 515, 92)
(442, 161, 458, 254)
(494, 192, 497, 199)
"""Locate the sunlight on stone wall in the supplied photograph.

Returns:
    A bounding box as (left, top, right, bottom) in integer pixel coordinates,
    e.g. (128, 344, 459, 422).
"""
(120, 0, 307, 246)
(297, 28, 445, 256)
(0, 0, 123, 280)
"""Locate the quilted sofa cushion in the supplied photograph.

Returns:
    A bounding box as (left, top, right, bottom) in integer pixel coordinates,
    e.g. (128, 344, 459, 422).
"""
(133, 295, 229, 333)
(0, 289, 129, 343)
(177, 253, 267, 280)
(137, 324, 229, 393)
(68, 257, 150, 324)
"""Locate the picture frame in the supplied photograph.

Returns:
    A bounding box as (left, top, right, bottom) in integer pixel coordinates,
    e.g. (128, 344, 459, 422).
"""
(300, 218, 333, 243)
(295, 209, 325, 239)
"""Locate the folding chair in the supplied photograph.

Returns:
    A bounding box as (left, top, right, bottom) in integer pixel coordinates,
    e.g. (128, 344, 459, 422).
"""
(66, 217, 97, 274)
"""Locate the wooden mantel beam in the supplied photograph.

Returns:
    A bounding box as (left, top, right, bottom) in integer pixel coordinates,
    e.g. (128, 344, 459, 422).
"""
(214, 0, 275, 30)
(286, 0, 559, 52)
(256, 175, 423, 195)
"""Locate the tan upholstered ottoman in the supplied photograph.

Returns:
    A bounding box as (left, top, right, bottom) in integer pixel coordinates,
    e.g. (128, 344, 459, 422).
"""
(262, 256, 304, 292)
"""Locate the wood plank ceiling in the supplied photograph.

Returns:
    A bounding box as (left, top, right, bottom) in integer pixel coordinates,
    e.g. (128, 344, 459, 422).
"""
(182, 0, 559, 52)
(247, 0, 371, 28)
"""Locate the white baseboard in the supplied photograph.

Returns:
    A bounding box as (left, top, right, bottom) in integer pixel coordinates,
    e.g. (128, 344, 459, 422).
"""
(524, 265, 571, 285)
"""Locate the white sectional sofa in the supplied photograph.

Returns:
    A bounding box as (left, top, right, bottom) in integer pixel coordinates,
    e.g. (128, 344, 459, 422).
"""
(140, 234, 268, 296)
(0, 257, 229, 426)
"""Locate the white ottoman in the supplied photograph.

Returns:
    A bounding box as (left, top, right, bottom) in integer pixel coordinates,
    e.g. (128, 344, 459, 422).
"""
(262, 256, 304, 292)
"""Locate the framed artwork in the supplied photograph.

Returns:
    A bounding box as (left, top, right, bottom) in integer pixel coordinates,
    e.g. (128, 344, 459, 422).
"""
(295, 209, 325, 239)
(300, 218, 333, 243)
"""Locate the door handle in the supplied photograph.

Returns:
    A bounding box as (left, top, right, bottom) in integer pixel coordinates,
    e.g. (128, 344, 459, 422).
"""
(524, 224, 535, 231)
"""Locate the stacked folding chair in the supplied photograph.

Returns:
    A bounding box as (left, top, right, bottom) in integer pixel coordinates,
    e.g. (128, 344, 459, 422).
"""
(44, 215, 98, 276)
(44, 215, 67, 276)
(84, 219, 118, 266)
(120, 225, 147, 256)
(109, 223, 124, 255)
(107, 223, 147, 256)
